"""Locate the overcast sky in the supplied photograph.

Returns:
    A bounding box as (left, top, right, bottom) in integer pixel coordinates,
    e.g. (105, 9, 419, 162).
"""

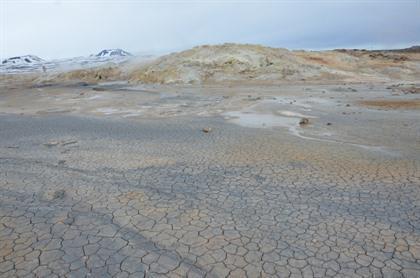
(1, 0, 419, 59)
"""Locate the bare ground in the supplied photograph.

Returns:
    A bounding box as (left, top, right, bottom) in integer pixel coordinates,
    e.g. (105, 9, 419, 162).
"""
(0, 44, 420, 277)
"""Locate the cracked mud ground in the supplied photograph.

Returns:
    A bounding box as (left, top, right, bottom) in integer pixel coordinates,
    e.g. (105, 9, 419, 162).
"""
(1, 108, 420, 277)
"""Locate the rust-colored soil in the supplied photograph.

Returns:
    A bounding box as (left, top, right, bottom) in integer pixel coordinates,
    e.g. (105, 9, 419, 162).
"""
(304, 56, 331, 65)
(359, 99, 420, 109)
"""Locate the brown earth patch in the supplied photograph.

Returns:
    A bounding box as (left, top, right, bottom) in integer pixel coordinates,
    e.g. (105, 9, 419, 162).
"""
(359, 99, 420, 109)
(304, 56, 330, 65)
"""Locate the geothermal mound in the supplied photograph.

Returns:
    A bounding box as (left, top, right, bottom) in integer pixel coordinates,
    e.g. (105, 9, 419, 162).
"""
(127, 43, 420, 84)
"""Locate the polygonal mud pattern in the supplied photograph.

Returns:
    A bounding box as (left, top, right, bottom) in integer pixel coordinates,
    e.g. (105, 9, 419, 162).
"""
(0, 115, 419, 277)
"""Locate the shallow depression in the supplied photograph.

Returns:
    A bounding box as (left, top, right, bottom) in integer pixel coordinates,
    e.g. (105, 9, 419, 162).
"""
(224, 111, 299, 129)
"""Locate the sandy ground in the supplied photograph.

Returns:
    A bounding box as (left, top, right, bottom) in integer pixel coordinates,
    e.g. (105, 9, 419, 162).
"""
(0, 81, 420, 277)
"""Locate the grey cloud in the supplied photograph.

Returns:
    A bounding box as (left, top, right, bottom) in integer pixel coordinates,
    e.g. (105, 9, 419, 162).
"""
(1, 0, 419, 59)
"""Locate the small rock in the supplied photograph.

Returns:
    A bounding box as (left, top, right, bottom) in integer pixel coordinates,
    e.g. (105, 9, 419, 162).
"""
(58, 160, 66, 165)
(77, 82, 90, 87)
(52, 190, 65, 199)
(44, 141, 60, 147)
(299, 118, 309, 126)
(346, 104, 351, 107)
(326, 122, 332, 126)
(44, 140, 77, 147)
(63, 215, 75, 225)
(202, 127, 212, 133)
(43, 189, 66, 201)
(61, 140, 78, 146)
(6, 145, 19, 149)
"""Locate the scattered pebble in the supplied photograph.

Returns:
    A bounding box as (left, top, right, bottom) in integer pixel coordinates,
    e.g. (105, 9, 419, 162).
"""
(6, 145, 19, 149)
(44, 141, 60, 147)
(52, 189, 65, 200)
(44, 140, 78, 147)
(299, 118, 309, 126)
(43, 189, 66, 201)
(61, 140, 78, 146)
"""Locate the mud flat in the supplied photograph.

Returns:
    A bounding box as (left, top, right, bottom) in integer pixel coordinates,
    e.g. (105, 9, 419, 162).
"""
(1, 78, 420, 277)
(1, 44, 420, 277)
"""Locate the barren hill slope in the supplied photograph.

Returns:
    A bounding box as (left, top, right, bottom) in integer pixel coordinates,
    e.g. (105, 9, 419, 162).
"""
(3, 44, 419, 87)
(127, 44, 420, 84)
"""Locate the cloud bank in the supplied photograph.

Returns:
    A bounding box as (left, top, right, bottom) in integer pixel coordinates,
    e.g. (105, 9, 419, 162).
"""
(1, 0, 419, 59)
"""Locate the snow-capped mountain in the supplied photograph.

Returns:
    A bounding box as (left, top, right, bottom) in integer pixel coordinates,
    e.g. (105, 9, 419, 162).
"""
(0, 49, 134, 74)
(95, 49, 132, 57)
(1, 55, 46, 73)
(2, 55, 44, 66)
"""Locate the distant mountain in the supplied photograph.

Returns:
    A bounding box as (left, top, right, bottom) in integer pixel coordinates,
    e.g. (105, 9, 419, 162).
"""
(1, 50, 134, 74)
(2, 55, 44, 65)
(96, 49, 132, 57)
(394, 46, 420, 53)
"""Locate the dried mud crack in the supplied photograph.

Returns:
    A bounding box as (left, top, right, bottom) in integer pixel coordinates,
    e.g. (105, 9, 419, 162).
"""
(0, 106, 419, 277)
